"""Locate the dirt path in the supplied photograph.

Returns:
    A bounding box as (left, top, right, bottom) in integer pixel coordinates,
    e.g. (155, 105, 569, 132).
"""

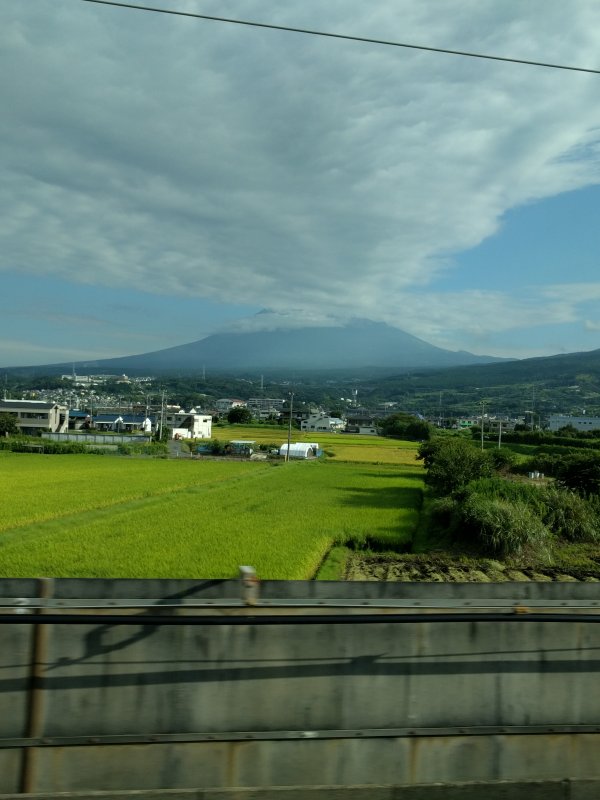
(345, 554, 600, 582)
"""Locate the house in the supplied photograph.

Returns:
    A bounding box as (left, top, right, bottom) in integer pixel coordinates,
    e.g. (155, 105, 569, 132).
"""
(345, 408, 377, 433)
(0, 399, 69, 435)
(68, 410, 91, 430)
(164, 409, 212, 439)
(93, 414, 153, 433)
(301, 414, 345, 432)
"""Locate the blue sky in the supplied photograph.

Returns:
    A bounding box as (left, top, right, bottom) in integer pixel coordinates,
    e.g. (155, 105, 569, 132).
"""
(2, 1, 600, 366)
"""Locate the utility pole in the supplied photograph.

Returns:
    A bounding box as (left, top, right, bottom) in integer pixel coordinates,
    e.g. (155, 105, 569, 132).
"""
(157, 389, 166, 440)
(498, 418, 502, 449)
(480, 400, 486, 451)
(285, 392, 294, 463)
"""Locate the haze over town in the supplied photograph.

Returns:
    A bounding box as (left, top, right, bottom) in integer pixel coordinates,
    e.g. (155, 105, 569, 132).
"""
(2, 0, 600, 367)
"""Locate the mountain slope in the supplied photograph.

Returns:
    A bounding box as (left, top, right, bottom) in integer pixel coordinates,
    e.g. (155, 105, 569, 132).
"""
(12, 320, 502, 374)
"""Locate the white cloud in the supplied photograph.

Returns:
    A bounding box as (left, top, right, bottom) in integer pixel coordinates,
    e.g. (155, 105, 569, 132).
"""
(2, 1, 600, 355)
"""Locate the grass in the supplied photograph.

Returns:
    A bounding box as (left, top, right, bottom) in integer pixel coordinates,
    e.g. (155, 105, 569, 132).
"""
(314, 545, 352, 580)
(0, 448, 424, 579)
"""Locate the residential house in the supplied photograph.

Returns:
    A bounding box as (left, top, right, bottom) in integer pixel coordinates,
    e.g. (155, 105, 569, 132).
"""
(301, 414, 345, 432)
(345, 407, 377, 434)
(93, 414, 153, 433)
(164, 409, 212, 439)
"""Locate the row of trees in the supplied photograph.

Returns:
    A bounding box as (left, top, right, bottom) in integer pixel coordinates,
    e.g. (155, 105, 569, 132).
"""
(378, 413, 431, 441)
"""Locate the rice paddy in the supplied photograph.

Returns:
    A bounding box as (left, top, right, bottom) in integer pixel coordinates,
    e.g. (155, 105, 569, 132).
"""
(0, 436, 424, 579)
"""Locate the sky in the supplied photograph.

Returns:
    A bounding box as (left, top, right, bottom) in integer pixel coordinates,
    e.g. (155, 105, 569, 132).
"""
(2, 0, 600, 367)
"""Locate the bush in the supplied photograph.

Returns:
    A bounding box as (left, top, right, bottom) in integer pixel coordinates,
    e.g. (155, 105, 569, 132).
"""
(117, 441, 168, 457)
(429, 495, 460, 534)
(461, 477, 547, 515)
(539, 485, 599, 542)
(459, 492, 549, 558)
(208, 439, 228, 454)
(555, 452, 600, 496)
(489, 447, 518, 473)
(258, 442, 280, 452)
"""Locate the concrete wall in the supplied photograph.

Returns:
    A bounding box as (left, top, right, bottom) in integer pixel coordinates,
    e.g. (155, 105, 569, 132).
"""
(1, 579, 600, 794)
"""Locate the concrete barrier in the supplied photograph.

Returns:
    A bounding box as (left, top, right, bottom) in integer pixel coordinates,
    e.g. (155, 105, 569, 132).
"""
(1, 579, 599, 794)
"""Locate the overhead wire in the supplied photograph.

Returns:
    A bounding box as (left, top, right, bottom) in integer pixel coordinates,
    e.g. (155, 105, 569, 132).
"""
(80, 0, 600, 76)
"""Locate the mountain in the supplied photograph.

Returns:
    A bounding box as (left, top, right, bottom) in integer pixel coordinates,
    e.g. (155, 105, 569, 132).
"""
(381, 346, 600, 390)
(4, 320, 503, 375)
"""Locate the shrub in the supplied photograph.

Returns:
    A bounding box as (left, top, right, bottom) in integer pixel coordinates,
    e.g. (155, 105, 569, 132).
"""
(462, 477, 547, 516)
(489, 447, 518, 473)
(539, 485, 599, 542)
(459, 492, 549, 558)
(555, 452, 600, 496)
(429, 495, 460, 534)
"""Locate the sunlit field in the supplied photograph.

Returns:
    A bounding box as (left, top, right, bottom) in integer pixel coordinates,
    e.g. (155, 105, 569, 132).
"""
(220, 425, 419, 464)
(0, 434, 423, 579)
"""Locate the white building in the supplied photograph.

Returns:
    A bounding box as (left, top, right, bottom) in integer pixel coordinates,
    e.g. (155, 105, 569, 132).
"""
(548, 414, 600, 433)
(301, 414, 345, 432)
(164, 408, 212, 439)
(0, 400, 69, 435)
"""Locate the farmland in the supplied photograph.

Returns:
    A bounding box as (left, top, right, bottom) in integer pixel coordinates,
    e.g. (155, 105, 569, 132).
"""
(0, 434, 423, 579)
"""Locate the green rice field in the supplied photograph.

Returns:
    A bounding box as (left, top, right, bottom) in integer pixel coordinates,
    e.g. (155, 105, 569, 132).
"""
(0, 437, 423, 579)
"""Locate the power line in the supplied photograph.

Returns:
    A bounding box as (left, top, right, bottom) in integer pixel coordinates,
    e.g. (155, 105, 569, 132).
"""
(80, 0, 600, 75)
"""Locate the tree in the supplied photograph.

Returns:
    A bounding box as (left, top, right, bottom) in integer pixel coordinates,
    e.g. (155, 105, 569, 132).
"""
(0, 412, 19, 437)
(227, 406, 253, 424)
(556, 452, 600, 496)
(417, 437, 493, 495)
(379, 413, 431, 441)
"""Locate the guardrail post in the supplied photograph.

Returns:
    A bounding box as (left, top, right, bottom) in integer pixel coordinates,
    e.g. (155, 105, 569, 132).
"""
(20, 577, 54, 794)
(239, 566, 260, 606)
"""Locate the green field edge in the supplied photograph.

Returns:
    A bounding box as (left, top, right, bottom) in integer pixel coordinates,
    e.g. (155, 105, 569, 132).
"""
(314, 484, 425, 580)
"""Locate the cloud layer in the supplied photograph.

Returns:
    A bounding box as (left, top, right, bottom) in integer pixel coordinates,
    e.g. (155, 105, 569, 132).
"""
(2, 0, 600, 358)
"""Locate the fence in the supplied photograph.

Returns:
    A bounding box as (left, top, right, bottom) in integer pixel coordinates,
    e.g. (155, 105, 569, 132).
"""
(42, 433, 150, 444)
